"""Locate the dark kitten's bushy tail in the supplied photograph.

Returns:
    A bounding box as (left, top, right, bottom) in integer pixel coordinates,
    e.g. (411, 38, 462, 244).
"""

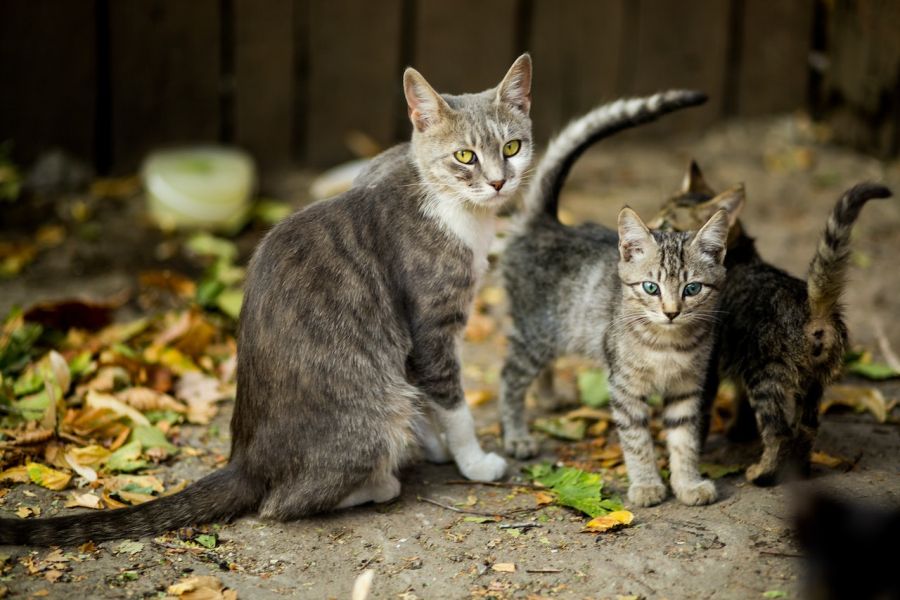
(0, 464, 257, 546)
(523, 90, 707, 220)
(806, 182, 891, 366)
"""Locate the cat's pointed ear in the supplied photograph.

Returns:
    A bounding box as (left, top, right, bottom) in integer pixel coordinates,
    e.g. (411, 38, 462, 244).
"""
(618, 207, 654, 262)
(690, 208, 730, 263)
(404, 67, 451, 132)
(706, 184, 745, 229)
(496, 53, 532, 115)
(681, 160, 715, 196)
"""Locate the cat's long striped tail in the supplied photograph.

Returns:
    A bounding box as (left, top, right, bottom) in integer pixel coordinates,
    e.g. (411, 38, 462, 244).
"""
(807, 182, 891, 324)
(523, 90, 707, 221)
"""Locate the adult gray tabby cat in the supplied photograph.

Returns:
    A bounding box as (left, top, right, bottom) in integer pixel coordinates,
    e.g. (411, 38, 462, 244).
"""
(0, 55, 534, 545)
(500, 91, 740, 506)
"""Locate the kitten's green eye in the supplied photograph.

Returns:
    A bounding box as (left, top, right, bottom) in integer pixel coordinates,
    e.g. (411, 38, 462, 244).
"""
(683, 282, 702, 297)
(642, 281, 660, 296)
(454, 149, 476, 164)
(502, 140, 521, 158)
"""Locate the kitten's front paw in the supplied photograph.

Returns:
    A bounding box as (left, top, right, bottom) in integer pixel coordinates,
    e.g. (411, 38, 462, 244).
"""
(673, 479, 718, 506)
(628, 482, 668, 507)
(460, 452, 508, 482)
(503, 434, 539, 459)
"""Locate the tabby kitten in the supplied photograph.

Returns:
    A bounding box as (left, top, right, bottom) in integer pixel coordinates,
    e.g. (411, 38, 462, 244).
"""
(500, 91, 737, 506)
(650, 163, 891, 484)
(0, 55, 534, 545)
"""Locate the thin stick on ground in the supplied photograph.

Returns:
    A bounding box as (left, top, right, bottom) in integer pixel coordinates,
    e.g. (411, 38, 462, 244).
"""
(442, 479, 543, 490)
(417, 496, 542, 519)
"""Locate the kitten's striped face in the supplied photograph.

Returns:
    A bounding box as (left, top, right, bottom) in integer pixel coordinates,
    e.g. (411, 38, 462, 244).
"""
(618, 207, 730, 328)
(404, 55, 533, 209)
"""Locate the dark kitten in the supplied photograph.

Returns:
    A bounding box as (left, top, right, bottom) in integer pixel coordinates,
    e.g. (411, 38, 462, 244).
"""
(650, 164, 891, 484)
(0, 54, 534, 546)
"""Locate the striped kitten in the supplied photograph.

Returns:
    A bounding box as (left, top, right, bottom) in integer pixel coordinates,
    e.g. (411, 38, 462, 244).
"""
(500, 92, 739, 506)
(650, 164, 891, 484)
(0, 55, 534, 545)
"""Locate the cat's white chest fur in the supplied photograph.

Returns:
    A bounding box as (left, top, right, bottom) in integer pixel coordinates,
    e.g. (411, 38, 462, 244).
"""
(423, 196, 496, 280)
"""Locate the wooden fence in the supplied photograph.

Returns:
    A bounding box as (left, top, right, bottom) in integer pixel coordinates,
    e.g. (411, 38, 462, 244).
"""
(1, 0, 818, 173)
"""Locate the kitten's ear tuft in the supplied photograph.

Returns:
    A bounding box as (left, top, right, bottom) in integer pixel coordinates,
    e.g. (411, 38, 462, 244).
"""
(496, 53, 532, 115)
(681, 160, 715, 196)
(618, 207, 654, 262)
(404, 68, 450, 132)
(708, 184, 745, 228)
(691, 208, 730, 263)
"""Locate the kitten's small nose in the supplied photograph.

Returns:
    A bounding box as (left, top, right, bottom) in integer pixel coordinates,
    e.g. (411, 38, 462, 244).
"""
(489, 179, 506, 191)
(664, 311, 680, 322)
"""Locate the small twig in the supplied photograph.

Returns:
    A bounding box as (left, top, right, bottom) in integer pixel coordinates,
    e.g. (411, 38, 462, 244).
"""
(443, 479, 542, 490)
(526, 568, 561, 574)
(417, 496, 542, 519)
(358, 550, 381, 571)
(499, 522, 542, 530)
(760, 550, 803, 558)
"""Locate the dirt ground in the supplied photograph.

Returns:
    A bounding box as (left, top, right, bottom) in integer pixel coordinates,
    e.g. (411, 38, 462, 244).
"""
(2, 114, 900, 599)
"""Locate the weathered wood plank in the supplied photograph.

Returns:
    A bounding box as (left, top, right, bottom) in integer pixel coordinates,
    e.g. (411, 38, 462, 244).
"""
(109, 0, 221, 171)
(630, 0, 731, 131)
(234, 0, 295, 169)
(736, 0, 814, 116)
(305, 0, 403, 167)
(528, 0, 626, 142)
(0, 0, 97, 165)
(413, 0, 519, 95)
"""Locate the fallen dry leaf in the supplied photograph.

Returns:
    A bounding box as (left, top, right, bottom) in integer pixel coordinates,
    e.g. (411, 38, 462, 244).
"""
(117, 386, 186, 414)
(167, 575, 238, 600)
(810, 451, 846, 469)
(464, 312, 496, 343)
(175, 372, 233, 424)
(65, 492, 102, 510)
(85, 390, 150, 426)
(491, 563, 516, 573)
(533, 491, 555, 506)
(583, 510, 634, 533)
(465, 389, 495, 407)
(821, 385, 887, 423)
(25, 462, 72, 491)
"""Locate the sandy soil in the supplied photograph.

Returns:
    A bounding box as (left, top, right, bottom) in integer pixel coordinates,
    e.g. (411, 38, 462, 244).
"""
(2, 114, 899, 599)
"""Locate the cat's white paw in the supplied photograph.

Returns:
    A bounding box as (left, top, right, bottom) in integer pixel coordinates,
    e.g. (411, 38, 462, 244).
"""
(460, 452, 508, 482)
(503, 434, 539, 459)
(674, 479, 718, 506)
(628, 482, 668, 507)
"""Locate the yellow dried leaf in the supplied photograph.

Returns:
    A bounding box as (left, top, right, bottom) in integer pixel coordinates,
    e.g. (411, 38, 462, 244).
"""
(465, 389, 495, 407)
(810, 451, 845, 469)
(583, 510, 634, 533)
(491, 563, 516, 573)
(0, 465, 30, 484)
(15, 506, 35, 518)
(66, 444, 111, 468)
(26, 462, 72, 491)
(101, 490, 129, 509)
(115, 490, 156, 505)
(117, 387, 186, 414)
(479, 286, 505, 306)
(167, 575, 237, 599)
(821, 385, 887, 423)
(464, 312, 495, 343)
(534, 491, 555, 506)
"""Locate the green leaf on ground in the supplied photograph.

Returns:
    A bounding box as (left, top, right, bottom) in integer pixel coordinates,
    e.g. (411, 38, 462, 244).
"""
(131, 424, 177, 456)
(532, 417, 587, 441)
(762, 591, 787, 599)
(699, 463, 743, 479)
(577, 369, 609, 408)
(194, 534, 217, 549)
(524, 464, 623, 518)
(106, 440, 148, 473)
(847, 360, 900, 380)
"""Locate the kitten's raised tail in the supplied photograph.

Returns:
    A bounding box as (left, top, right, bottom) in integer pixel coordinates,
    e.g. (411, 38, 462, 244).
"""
(523, 90, 707, 220)
(0, 463, 257, 546)
(806, 182, 891, 365)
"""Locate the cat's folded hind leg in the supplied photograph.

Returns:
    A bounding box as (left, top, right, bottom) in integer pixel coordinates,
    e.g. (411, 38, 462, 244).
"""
(337, 472, 402, 509)
(413, 412, 452, 464)
(744, 367, 798, 486)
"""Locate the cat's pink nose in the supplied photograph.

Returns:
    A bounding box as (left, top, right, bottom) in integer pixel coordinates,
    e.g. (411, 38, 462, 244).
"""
(489, 180, 506, 191)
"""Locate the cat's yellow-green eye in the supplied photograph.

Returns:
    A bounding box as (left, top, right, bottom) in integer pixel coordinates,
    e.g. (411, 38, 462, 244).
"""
(503, 139, 521, 158)
(454, 149, 476, 164)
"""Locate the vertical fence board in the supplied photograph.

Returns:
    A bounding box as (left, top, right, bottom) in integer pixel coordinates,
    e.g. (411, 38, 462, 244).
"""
(305, 0, 403, 167)
(413, 0, 519, 94)
(109, 0, 221, 171)
(529, 0, 626, 142)
(736, 0, 813, 115)
(234, 0, 295, 168)
(0, 1, 97, 164)
(631, 0, 730, 131)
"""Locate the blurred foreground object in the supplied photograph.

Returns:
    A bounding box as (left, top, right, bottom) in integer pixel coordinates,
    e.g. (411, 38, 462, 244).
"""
(142, 147, 255, 232)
